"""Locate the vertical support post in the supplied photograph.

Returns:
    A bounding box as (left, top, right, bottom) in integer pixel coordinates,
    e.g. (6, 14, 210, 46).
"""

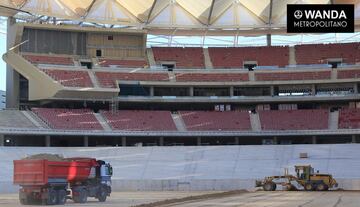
(270, 85, 275, 96)
(45, 135, 51, 147)
(121, 137, 126, 147)
(311, 84, 316, 96)
(197, 137, 201, 146)
(312, 136, 317, 144)
(266, 34, 271, 46)
(0, 134, 4, 146)
(235, 137, 239, 145)
(159, 137, 164, 146)
(273, 136, 278, 144)
(84, 136, 89, 147)
(354, 83, 358, 94)
(189, 87, 194, 96)
(352, 135, 356, 143)
(230, 86, 234, 96)
(150, 86, 154, 96)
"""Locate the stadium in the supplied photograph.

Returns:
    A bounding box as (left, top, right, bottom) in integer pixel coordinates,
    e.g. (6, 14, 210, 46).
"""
(0, 0, 360, 206)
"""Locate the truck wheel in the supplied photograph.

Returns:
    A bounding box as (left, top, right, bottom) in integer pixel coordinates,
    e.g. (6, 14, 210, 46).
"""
(19, 192, 29, 205)
(316, 183, 328, 191)
(263, 182, 276, 191)
(304, 183, 314, 191)
(98, 189, 107, 202)
(73, 189, 87, 203)
(47, 189, 58, 205)
(57, 190, 67, 205)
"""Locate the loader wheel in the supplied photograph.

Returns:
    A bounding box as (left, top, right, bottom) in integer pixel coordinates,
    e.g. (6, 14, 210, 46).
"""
(97, 188, 107, 202)
(47, 189, 58, 205)
(57, 190, 67, 205)
(73, 189, 87, 203)
(19, 191, 29, 205)
(263, 182, 276, 191)
(304, 183, 314, 191)
(316, 183, 328, 191)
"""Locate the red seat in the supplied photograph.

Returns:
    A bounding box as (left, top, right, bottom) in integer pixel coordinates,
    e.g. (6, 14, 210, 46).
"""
(339, 109, 360, 129)
(255, 71, 331, 81)
(23, 54, 74, 65)
(152, 47, 205, 68)
(175, 73, 249, 82)
(99, 59, 148, 68)
(41, 69, 93, 87)
(95, 72, 169, 88)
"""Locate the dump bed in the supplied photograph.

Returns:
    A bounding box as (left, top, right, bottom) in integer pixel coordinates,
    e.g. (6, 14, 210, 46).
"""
(14, 158, 98, 186)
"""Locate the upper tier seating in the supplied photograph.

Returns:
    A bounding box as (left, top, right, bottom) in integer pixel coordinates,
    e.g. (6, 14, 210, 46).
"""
(175, 73, 249, 82)
(255, 71, 331, 81)
(208, 46, 289, 68)
(23, 54, 74, 65)
(339, 109, 360, 129)
(295, 43, 360, 65)
(101, 110, 177, 131)
(337, 70, 360, 79)
(99, 59, 147, 68)
(259, 109, 329, 130)
(152, 47, 205, 68)
(95, 72, 169, 88)
(32, 108, 102, 130)
(41, 69, 93, 87)
(179, 111, 251, 131)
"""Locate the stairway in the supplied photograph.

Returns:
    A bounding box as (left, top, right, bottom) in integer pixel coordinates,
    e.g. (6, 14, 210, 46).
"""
(171, 113, 187, 131)
(88, 71, 100, 88)
(250, 113, 262, 131)
(203, 48, 213, 69)
(94, 113, 112, 131)
(329, 110, 339, 130)
(21, 111, 49, 129)
(146, 48, 156, 67)
(289, 46, 296, 65)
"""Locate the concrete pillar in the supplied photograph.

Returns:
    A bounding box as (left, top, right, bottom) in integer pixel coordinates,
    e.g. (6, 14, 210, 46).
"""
(150, 86, 154, 96)
(235, 137, 239, 145)
(121, 137, 126, 146)
(311, 84, 316, 96)
(352, 135, 357, 143)
(197, 137, 201, 146)
(0, 134, 4, 146)
(266, 34, 271, 46)
(270, 86, 275, 96)
(84, 136, 89, 147)
(189, 87, 194, 96)
(45, 135, 51, 147)
(312, 136, 317, 144)
(273, 136, 278, 144)
(159, 137, 164, 146)
(230, 86, 234, 96)
(354, 83, 358, 94)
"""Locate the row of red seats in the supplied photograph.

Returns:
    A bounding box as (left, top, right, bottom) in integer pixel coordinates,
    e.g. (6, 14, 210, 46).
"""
(32, 108, 102, 130)
(41, 69, 93, 87)
(23, 54, 74, 65)
(295, 43, 360, 65)
(255, 71, 331, 81)
(337, 70, 360, 79)
(259, 109, 329, 130)
(152, 47, 205, 68)
(99, 59, 148, 68)
(175, 73, 249, 82)
(208, 46, 289, 68)
(338, 109, 360, 129)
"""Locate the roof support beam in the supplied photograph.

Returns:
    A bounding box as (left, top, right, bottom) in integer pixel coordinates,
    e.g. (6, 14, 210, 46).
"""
(207, 0, 216, 26)
(82, 0, 96, 19)
(147, 0, 158, 24)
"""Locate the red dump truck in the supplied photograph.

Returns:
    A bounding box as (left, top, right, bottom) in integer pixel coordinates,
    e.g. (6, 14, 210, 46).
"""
(13, 157, 113, 205)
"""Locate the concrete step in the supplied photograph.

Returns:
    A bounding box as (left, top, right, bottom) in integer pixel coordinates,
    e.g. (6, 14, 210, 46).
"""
(94, 113, 112, 131)
(203, 48, 213, 69)
(329, 110, 339, 130)
(21, 111, 49, 129)
(250, 113, 261, 131)
(171, 113, 187, 131)
(88, 71, 100, 88)
(289, 46, 296, 65)
(146, 48, 156, 67)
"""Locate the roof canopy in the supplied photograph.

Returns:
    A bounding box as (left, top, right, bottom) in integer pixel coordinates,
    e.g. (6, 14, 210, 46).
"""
(1, 0, 360, 35)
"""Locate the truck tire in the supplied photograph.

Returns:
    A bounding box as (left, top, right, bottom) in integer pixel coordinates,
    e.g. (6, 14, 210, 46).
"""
(263, 182, 276, 191)
(316, 183, 328, 191)
(46, 189, 58, 205)
(19, 191, 29, 205)
(304, 183, 314, 191)
(97, 189, 107, 202)
(73, 189, 87, 203)
(57, 190, 67, 205)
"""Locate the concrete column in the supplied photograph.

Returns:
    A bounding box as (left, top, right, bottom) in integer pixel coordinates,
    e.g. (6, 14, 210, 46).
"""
(354, 83, 358, 94)
(84, 136, 89, 147)
(235, 137, 239, 145)
(266, 34, 271, 46)
(121, 137, 126, 146)
(270, 86, 275, 96)
(0, 134, 4, 146)
(311, 84, 316, 96)
(352, 135, 357, 143)
(159, 137, 164, 146)
(312, 136, 317, 144)
(150, 86, 154, 96)
(189, 87, 194, 96)
(273, 136, 278, 145)
(197, 137, 201, 146)
(45, 135, 51, 147)
(230, 86, 234, 96)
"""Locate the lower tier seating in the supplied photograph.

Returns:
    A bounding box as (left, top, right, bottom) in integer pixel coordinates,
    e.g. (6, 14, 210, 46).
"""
(337, 70, 360, 79)
(255, 71, 331, 81)
(179, 111, 251, 131)
(32, 108, 103, 130)
(101, 110, 177, 131)
(41, 69, 93, 87)
(339, 109, 360, 129)
(259, 109, 329, 130)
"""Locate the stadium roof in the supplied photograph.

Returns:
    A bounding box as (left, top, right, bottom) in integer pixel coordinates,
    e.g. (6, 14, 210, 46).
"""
(0, 0, 360, 35)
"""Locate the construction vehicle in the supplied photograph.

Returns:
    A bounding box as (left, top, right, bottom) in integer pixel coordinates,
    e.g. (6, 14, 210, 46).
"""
(13, 156, 113, 205)
(255, 165, 338, 191)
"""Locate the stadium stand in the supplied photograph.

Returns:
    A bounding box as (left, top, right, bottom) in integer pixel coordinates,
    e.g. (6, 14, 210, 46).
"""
(101, 110, 177, 131)
(32, 108, 102, 130)
(339, 109, 360, 129)
(95, 72, 170, 88)
(255, 71, 331, 81)
(152, 47, 205, 68)
(295, 43, 360, 65)
(41, 69, 93, 87)
(0, 110, 37, 128)
(179, 111, 251, 131)
(23, 54, 74, 65)
(98, 58, 148, 68)
(337, 69, 360, 79)
(208, 46, 289, 68)
(259, 109, 329, 130)
(175, 73, 249, 82)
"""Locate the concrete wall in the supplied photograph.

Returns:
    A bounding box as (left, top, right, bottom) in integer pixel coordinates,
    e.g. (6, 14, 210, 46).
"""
(1, 144, 360, 193)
